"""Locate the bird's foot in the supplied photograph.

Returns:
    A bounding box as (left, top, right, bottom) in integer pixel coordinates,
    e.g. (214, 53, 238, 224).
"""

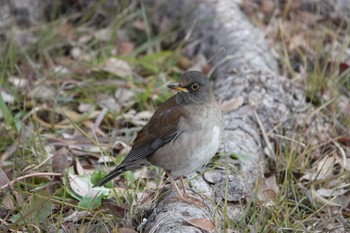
(173, 193, 206, 207)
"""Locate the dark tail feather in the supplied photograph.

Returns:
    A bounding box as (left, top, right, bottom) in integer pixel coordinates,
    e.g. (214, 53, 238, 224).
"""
(93, 161, 145, 187)
(93, 166, 126, 187)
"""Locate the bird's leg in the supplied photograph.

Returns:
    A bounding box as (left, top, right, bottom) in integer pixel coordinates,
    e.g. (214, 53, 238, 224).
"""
(165, 172, 184, 198)
(165, 172, 205, 206)
(179, 176, 188, 197)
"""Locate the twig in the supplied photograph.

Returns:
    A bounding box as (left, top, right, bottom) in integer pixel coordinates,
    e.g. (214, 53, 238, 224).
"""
(0, 172, 62, 190)
(254, 111, 276, 161)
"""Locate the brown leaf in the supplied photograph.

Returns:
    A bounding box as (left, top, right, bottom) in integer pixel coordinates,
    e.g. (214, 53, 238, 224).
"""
(62, 211, 90, 223)
(133, 20, 145, 30)
(93, 58, 132, 78)
(261, 0, 275, 14)
(186, 218, 215, 232)
(52, 147, 72, 173)
(58, 22, 76, 41)
(115, 88, 135, 107)
(256, 175, 279, 204)
(221, 96, 244, 112)
(101, 199, 125, 217)
(117, 40, 135, 56)
(119, 228, 138, 233)
(337, 136, 350, 147)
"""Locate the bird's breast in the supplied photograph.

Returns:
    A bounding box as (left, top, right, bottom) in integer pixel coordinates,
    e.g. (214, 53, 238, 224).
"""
(147, 102, 222, 176)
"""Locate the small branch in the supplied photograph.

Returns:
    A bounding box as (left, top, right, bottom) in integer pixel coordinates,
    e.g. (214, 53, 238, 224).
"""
(0, 172, 62, 190)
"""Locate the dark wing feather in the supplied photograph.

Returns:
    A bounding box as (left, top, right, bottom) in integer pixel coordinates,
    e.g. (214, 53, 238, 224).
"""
(94, 96, 181, 187)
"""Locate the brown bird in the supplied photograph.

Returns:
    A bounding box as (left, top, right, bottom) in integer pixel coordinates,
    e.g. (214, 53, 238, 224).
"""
(94, 70, 223, 198)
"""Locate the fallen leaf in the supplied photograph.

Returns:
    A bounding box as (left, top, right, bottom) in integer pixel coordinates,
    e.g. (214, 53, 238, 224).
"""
(316, 187, 348, 198)
(28, 85, 54, 99)
(96, 93, 119, 110)
(94, 28, 111, 42)
(119, 228, 138, 233)
(261, 0, 275, 14)
(1, 90, 15, 103)
(117, 40, 135, 56)
(78, 103, 93, 113)
(62, 211, 90, 223)
(186, 218, 215, 232)
(8, 76, 28, 88)
(188, 53, 208, 73)
(133, 20, 145, 30)
(52, 147, 72, 173)
(256, 175, 279, 204)
(112, 140, 131, 154)
(93, 58, 132, 78)
(101, 199, 125, 217)
(337, 136, 350, 147)
(67, 172, 109, 199)
(311, 188, 342, 207)
(75, 158, 85, 176)
(115, 88, 135, 107)
(221, 96, 244, 112)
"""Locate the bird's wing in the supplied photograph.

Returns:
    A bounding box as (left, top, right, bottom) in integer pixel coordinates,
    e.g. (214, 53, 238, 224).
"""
(121, 95, 182, 165)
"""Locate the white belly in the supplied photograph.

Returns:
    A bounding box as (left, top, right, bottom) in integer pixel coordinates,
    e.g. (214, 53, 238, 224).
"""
(148, 125, 221, 176)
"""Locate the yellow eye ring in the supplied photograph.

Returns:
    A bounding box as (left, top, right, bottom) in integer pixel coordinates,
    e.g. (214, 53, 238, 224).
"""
(191, 83, 199, 90)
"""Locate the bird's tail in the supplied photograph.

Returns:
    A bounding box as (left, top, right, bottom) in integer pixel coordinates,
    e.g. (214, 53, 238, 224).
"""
(93, 166, 125, 187)
(93, 160, 146, 187)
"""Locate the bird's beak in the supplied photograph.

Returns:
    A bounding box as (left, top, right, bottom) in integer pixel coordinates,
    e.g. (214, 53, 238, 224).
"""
(167, 83, 188, 92)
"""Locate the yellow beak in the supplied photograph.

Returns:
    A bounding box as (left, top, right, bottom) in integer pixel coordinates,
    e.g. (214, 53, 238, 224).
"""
(167, 83, 188, 92)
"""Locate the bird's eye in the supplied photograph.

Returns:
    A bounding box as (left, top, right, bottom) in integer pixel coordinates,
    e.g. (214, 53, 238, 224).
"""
(191, 83, 199, 91)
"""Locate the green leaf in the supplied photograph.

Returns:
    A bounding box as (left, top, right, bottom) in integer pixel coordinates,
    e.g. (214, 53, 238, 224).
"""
(91, 170, 113, 188)
(9, 194, 52, 226)
(78, 195, 103, 210)
(63, 167, 110, 201)
(0, 93, 18, 131)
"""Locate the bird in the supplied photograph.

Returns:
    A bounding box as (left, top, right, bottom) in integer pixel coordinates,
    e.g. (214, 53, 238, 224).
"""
(94, 70, 223, 198)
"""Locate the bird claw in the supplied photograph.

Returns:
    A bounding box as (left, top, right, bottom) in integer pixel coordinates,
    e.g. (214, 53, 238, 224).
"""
(173, 193, 206, 207)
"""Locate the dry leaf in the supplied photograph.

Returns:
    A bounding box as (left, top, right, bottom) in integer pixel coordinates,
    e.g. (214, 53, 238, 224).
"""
(337, 136, 350, 147)
(8, 76, 28, 88)
(62, 211, 90, 223)
(316, 187, 348, 198)
(28, 85, 54, 99)
(221, 96, 244, 112)
(186, 218, 215, 232)
(117, 40, 135, 56)
(78, 103, 93, 113)
(68, 173, 109, 198)
(1, 90, 15, 103)
(94, 28, 111, 42)
(133, 20, 145, 30)
(115, 88, 135, 107)
(311, 188, 342, 207)
(96, 93, 119, 110)
(261, 0, 274, 14)
(188, 53, 208, 72)
(93, 58, 132, 78)
(112, 140, 131, 154)
(257, 175, 279, 204)
(52, 147, 72, 173)
(316, 155, 339, 178)
(97, 156, 115, 164)
(75, 158, 85, 176)
(119, 228, 138, 233)
(101, 199, 125, 217)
